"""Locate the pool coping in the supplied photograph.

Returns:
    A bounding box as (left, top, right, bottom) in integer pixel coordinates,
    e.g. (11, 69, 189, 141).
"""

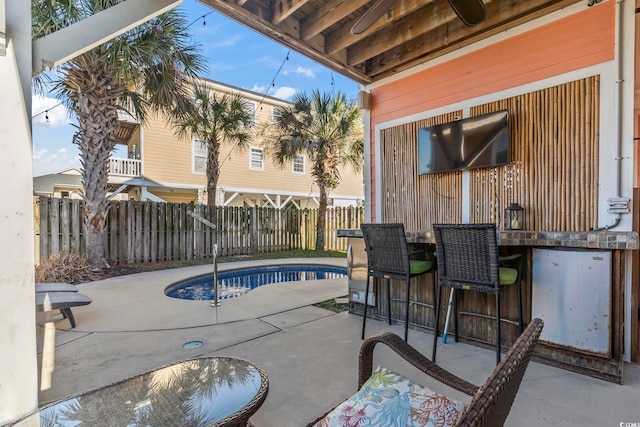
(165, 263, 348, 301)
(41, 258, 348, 333)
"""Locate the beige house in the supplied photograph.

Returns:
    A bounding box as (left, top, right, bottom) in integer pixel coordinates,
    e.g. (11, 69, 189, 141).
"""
(108, 78, 364, 208)
(32, 168, 84, 199)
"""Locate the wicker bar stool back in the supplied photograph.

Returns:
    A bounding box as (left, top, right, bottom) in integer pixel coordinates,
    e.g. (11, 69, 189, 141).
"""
(432, 223, 524, 365)
(360, 223, 436, 342)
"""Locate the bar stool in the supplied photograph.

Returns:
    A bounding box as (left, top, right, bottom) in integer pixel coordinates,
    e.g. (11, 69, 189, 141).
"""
(360, 223, 436, 342)
(431, 223, 524, 365)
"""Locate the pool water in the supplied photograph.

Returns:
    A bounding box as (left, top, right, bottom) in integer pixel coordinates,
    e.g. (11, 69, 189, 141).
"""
(165, 264, 347, 301)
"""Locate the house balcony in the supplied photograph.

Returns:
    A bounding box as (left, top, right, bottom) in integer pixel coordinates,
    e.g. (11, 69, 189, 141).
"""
(109, 157, 141, 177)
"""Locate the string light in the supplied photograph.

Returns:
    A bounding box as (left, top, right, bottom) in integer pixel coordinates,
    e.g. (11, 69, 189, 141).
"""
(33, 102, 63, 119)
(219, 49, 291, 170)
(330, 72, 335, 95)
(32, 10, 212, 120)
(257, 49, 290, 109)
(187, 11, 214, 29)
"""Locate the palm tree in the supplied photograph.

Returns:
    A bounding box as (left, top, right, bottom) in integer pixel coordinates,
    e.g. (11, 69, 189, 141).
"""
(32, 0, 206, 268)
(173, 84, 253, 206)
(263, 90, 363, 251)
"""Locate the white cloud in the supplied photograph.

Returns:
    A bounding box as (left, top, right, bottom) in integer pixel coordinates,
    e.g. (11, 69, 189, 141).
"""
(272, 86, 296, 100)
(32, 148, 50, 161)
(284, 66, 316, 78)
(209, 34, 244, 48)
(250, 84, 296, 101)
(31, 95, 70, 129)
(32, 147, 80, 177)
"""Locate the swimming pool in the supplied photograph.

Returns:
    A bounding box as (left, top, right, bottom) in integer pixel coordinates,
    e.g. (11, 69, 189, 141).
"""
(165, 264, 348, 301)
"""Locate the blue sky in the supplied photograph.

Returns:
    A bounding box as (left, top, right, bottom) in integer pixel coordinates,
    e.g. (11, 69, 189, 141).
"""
(31, 0, 360, 177)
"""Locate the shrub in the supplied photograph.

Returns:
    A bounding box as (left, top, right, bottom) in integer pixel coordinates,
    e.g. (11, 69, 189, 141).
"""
(35, 254, 99, 284)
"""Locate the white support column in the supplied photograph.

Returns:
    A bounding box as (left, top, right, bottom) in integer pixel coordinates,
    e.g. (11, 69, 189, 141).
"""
(224, 192, 240, 206)
(1, 0, 184, 423)
(0, 1, 38, 424)
(0, 0, 6, 56)
(263, 194, 277, 208)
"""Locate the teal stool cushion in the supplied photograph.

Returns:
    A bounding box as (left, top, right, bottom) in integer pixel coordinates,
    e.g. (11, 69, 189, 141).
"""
(410, 260, 433, 275)
(499, 267, 518, 285)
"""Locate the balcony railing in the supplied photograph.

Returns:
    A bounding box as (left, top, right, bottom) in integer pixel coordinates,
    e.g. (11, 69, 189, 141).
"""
(109, 158, 141, 177)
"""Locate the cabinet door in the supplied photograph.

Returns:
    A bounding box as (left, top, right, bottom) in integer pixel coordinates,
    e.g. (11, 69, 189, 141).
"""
(531, 248, 611, 356)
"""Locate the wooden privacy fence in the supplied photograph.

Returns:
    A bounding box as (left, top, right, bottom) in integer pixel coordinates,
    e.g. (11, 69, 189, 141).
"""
(34, 197, 364, 265)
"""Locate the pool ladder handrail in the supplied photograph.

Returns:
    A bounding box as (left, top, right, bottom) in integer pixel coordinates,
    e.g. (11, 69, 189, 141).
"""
(212, 244, 220, 307)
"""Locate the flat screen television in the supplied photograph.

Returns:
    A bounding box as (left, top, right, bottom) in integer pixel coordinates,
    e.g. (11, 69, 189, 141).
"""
(418, 110, 510, 174)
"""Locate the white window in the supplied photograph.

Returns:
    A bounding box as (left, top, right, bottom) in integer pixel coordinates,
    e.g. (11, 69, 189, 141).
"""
(192, 138, 207, 174)
(250, 147, 264, 170)
(245, 102, 257, 127)
(292, 154, 305, 174)
(271, 106, 278, 123)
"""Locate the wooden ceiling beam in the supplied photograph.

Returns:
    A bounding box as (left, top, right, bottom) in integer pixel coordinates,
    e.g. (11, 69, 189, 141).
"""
(326, 0, 432, 55)
(300, 0, 371, 41)
(198, 0, 372, 84)
(365, 0, 582, 78)
(272, 0, 309, 25)
(352, 0, 565, 68)
(197, 0, 585, 84)
(347, 0, 459, 66)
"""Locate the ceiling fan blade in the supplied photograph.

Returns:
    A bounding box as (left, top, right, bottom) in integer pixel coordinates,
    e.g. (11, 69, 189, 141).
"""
(447, 0, 487, 26)
(351, 0, 397, 35)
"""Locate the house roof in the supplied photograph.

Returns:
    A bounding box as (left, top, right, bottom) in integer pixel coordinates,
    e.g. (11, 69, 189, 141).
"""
(198, 0, 583, 85)
(33, 170, 83, 194)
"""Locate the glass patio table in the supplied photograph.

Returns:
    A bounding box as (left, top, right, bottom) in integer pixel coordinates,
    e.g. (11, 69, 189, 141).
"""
(12, 356, 269, 427)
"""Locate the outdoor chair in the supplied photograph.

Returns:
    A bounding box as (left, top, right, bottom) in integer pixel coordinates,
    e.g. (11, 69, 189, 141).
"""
(35, 290, 91, 328)
(360, 223, 436, 342)
(307, 318, 543, 427)
(431, 223, 524, 366)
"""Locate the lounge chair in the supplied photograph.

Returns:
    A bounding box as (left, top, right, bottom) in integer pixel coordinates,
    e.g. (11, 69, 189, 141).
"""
(35, 286, 91, 328)
(35, 282, 78, 293)
(308, 318, 543, 427)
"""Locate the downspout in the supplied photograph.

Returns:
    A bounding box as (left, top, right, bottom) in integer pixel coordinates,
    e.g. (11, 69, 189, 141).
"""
(592, 0, 625, 231)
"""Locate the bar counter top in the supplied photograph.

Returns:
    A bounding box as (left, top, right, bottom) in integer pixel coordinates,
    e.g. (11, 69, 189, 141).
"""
(337, 228, 639, 250)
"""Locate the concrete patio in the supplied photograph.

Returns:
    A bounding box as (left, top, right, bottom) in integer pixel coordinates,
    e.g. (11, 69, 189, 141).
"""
(33, 258, 640, 427)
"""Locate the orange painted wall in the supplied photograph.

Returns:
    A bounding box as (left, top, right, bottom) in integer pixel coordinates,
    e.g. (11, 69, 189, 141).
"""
(368, 2, 615, 218)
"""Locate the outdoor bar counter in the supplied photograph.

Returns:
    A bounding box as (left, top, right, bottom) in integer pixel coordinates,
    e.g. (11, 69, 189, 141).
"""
(339, 228, 639, 383)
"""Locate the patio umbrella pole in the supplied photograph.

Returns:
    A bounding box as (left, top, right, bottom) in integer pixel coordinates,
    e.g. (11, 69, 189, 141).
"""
(442, 289, 454, 343)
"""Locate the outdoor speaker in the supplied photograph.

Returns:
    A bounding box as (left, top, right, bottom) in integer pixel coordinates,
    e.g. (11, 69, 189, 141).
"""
(357, 91, 370, 110)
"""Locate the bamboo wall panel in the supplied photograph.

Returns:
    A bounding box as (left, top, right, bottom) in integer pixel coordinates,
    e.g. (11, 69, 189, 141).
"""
(469, 77, 599, 230)
(379, 76, 599, 231)
(380, 111, 463, 227)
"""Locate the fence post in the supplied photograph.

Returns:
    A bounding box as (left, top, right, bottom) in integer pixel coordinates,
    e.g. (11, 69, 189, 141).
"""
(35, 197, 364, 264)
(251, 206, 258, 255)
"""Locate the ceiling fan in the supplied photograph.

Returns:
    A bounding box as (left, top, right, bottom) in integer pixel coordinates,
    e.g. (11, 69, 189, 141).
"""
(351, 0, 487, 35)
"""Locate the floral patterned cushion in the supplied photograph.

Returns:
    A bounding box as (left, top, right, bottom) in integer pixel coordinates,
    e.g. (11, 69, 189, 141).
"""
(314, 367, 465, 427)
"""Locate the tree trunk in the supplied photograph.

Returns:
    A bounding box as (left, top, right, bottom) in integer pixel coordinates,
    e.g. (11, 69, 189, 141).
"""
(75, 80, 121, 270)
(316, 184, 328, 251)
(206, 138, 220, 207)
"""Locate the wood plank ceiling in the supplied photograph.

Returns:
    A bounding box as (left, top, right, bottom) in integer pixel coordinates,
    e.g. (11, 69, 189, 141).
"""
(198, 0, 584, 85)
